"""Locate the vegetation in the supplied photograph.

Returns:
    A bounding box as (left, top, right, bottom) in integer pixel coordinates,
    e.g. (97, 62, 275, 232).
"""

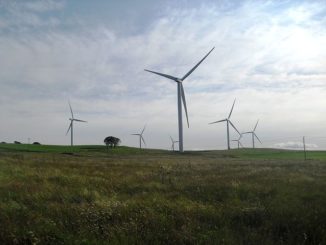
(104, 136, 121, 149)
(0, 144, 325, 244)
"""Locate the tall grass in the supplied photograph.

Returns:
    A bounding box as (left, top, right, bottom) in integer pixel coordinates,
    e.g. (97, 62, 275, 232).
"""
(0, 145, 325, 244)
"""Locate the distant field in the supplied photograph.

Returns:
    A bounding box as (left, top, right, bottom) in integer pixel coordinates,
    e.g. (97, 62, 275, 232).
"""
(1, 143, 325, 160)
(0, 143, 141, 154)
(0, 144, 325, 244)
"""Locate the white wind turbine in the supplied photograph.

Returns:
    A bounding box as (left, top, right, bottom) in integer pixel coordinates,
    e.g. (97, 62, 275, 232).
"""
(209, 99, 241, 150)
(132, 125, 146, 149)
(145, 47, 215, 152)
(66, 101, 87, 146)
(170, 136, 179, 152)
(243, 120, 262, 148)
(232, 134, 243, 149)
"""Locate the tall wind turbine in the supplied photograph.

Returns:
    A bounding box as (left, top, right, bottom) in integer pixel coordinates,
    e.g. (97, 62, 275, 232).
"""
(243, 120, 262, 148)
(66, 101, 87, 146)
(132, 125, 146, 149)
(145, 47, 214, 152)
(232, 134, 243, 149)
(209, 99, 241, 150)
(170, 136, 179, 152)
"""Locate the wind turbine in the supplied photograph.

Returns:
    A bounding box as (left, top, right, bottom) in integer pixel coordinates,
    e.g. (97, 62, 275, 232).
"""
(132, 125, 146, 149)
(243, 120, 262, 148)
(66, 101, 87, 146)
(232, 134, 243, 149)
(209, 99, 241, 150)
(170, 136, 179, 152)
(145, 47, 215, 152)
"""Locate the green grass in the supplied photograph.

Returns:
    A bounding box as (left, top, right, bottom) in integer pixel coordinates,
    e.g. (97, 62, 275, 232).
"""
(0, 143, 136, 153)
(1, 143, 325, 160)
(0, 144, 326, 244)
(183, 148, 326, 160)
(232, 148, 326, 160)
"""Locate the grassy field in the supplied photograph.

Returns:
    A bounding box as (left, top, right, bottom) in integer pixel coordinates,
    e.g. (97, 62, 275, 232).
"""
(0, 144, 326, 244)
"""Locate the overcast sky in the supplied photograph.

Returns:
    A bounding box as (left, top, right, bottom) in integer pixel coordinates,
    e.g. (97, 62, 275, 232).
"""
(0, 0, 325, 150)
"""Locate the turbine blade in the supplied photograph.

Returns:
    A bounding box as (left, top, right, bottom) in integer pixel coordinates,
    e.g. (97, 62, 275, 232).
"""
(239, 141, 244, 148)
(68, 100, 74, 119)
(253, 119, 259, 131)
(242, 131, 252, 134)
(131, 134, 140, 136)
(228, 120, 241, 135)
(141, 125, 146, 135)
(181, 47, 215, 81)
(144, 69, 178, 81)
(228, 98, 236, 119)
(141, 136, 146, 146)
(209, 119, 227, 124)
(181, 83, 189, 128)
(66, 122, 72, 135)
(74, 119, 87, 122)
(170, 136, 173, 142)
(254, 133, 262, 144)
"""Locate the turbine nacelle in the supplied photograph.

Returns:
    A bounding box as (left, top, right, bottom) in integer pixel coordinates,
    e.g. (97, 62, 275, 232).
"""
(132, 125, 146, 149)
(242, 120, 262, 148)
(66, 101, 87, 146)
(170, 136, 179, 151)
(238, 133, 243, 140)
(210, 118, 241, 135)
(209, 98, 240, 150)
(145, 47, 214, 152)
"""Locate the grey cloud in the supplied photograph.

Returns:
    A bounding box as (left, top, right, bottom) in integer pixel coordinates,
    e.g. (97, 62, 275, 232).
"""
(22, 0, 65, 12)
(274, 141, 318, 149)
(1, 1, 326, 149)
(0, 0, 64, 33)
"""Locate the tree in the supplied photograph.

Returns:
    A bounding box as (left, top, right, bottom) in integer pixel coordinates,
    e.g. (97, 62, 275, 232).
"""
(104, 136, 121, 151)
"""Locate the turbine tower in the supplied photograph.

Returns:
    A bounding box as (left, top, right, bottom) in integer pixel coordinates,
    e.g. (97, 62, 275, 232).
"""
(132, 125, 146, 149)
(66, 101, 87, 146)
(243, 120, 262, 148)
(209, 99, 241, 150)
(170, 136, 179, 152)
(232, 134, 243, 149)
(145, 47, 214, 152)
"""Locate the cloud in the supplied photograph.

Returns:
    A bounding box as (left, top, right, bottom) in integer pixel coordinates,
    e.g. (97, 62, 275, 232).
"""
(0, 0, 64, 32)
(0, 1, 325, 149)
(274, 141, 318, 149)
(22, 0, 65, 12)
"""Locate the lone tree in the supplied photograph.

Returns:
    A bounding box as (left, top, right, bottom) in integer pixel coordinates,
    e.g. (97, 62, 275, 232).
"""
(104, 136, 121, 150)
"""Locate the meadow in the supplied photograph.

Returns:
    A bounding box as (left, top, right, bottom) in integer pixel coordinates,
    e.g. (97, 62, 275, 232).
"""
(0, 144, 325, 244)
